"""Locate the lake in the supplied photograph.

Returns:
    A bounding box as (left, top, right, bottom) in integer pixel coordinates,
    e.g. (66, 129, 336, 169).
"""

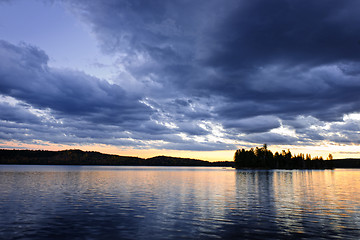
(0, 165, 359, 239)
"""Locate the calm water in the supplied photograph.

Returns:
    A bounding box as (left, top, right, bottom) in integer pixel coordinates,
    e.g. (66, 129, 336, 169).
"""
(0, 166, 360, 239)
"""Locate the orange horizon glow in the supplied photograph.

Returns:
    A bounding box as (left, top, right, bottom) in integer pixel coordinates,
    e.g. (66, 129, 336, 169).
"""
(1, 140, 359, 162)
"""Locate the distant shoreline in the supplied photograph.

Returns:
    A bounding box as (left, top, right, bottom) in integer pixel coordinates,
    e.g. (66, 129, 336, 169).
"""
(0, 149, 235, 167)
(1, 149, 360, 168)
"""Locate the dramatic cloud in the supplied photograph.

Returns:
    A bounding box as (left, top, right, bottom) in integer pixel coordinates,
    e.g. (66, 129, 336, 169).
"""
(0, 40, 156, 147)
(1, 0, 360, 153)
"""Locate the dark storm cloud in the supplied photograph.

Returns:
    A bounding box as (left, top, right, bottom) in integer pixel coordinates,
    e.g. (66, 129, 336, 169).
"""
(66, 0, 360, 122)
(223, 116, 280, 134)
(0, 40, 152, 125)
(202, 0, 360, 124)
(216, 64, 360, 122)
(0, 102, 40, 124)
(240, 132, 298, 145)
(203, 0, 360, 69)
(0, 40, 172, 147)
(0, 40, 225, 150)
(2, 0, 360, 150)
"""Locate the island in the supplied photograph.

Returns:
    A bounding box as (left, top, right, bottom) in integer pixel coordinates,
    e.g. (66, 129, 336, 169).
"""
(234, 144, 334, 169)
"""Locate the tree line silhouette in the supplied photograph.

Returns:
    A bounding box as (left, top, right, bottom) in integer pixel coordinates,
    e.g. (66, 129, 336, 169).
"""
(0, 149, 234, 167)
(2, 148, 360, 169)
(234, 144, 334, 169)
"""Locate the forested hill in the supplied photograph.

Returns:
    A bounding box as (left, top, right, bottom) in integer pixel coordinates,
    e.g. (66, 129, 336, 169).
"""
(0, 149, 234, 167)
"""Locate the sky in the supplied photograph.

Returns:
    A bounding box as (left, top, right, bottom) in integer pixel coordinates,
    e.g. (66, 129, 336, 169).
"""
(1, 0, 360, 161)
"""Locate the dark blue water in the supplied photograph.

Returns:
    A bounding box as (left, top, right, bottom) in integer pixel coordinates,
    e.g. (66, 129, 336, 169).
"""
(0, 165, 359, 239)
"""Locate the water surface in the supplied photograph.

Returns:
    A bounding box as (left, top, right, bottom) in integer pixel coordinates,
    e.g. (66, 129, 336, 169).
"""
(0, 165, 359, 239)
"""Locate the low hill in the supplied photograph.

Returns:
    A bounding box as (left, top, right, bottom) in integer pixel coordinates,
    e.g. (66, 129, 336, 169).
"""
(0, 149, 234, 167)
(145, 156, 212, 166)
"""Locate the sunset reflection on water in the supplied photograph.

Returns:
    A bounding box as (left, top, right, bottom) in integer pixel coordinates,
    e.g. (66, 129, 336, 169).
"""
(0, 166, 359, 239)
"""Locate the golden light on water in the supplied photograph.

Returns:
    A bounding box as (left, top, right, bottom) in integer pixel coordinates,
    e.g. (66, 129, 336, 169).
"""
(272, 170, 360, 219)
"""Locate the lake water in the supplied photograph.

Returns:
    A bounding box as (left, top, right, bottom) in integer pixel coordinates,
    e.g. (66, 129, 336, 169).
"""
(0, 166, 360, 239)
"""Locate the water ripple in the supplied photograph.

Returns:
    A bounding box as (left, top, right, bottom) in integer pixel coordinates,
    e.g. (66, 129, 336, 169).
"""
(0, 166, 360, 239)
